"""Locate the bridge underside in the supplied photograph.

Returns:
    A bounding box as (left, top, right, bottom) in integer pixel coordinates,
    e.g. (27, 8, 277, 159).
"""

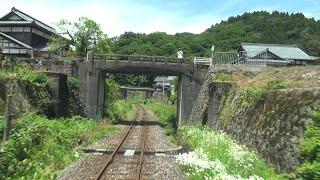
(79, 55, 208, 125)
(95, 60, 191, 76)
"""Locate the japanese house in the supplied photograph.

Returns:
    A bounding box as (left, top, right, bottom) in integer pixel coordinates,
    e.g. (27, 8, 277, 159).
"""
(0, 7, 60, 58)
(238, 43, 318, 65)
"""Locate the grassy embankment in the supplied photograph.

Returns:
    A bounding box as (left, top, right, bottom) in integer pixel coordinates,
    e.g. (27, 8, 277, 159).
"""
(0, 113, 117, 179)
(0, 64, 119, 179)
(142, 100, 279, 179)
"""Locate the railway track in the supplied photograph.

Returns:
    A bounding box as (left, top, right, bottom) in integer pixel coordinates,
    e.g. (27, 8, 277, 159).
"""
(95, 104, 148, 180)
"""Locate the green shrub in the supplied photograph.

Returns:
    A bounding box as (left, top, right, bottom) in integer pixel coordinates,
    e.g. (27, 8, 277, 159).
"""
(15, 66, 49, 85)
(297, 106, 320, 179)
(105, 76, 120, 121)
(0, 116, 4, 138)
(67, 76, 82, 116)
(213, 73, 232, 82)
(0, 113, 117, 179)
(267, 80, 289, 90)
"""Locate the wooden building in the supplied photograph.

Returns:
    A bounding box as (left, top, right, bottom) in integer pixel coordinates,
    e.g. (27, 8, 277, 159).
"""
(238, 43, 318, 66)
(0, 7, 59, 58)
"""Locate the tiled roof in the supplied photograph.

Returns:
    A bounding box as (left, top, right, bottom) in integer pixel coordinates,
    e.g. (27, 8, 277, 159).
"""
(241, 43, 313, 60)
(0, 7, 56, 34)
(0, 32, 32, 48)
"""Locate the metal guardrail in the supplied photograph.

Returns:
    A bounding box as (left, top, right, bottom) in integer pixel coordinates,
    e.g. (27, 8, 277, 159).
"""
(213, 51, 292, 66)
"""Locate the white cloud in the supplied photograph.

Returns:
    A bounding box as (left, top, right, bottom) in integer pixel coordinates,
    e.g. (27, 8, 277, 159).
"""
(0, 0, 319, 37)
(0, 0, 223, 37)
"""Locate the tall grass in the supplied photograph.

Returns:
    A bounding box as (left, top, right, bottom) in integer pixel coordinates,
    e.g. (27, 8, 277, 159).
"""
(177, 126, 281, 179)
(143, 101, 176, 136)
(0, 113, 117, 179)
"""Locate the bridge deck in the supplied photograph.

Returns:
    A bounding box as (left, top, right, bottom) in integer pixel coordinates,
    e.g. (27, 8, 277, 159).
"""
(93, 53, 191, 64)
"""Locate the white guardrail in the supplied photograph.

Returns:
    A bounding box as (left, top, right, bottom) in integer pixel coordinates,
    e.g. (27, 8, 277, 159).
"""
(194, 57, 212, 66)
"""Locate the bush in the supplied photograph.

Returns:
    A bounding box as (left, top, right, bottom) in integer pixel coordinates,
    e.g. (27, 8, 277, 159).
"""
(105, 76, 120, 121)
(267, 80, 289, 90)
(67, 76, 82, 116)
(213, 73, 232, 82)
(0, 116, 4, 138)
(297, 106, 320, 179)
(0, 113, 117, 179)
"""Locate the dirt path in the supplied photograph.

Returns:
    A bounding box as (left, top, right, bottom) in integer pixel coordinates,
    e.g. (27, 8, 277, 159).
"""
(59, 104, 185, 180)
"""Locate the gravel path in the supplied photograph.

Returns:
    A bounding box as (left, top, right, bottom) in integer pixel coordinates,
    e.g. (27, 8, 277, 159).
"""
(59, 104, 185, 180)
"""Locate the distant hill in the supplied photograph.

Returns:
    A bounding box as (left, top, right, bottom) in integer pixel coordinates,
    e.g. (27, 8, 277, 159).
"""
(112, 11, 320, 57)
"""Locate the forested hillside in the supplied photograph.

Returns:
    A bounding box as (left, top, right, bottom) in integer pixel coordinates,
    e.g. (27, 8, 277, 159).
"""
(111, 11, 320, 58)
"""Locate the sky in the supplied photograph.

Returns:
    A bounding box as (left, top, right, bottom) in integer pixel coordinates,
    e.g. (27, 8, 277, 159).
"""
(0, 0, 320, 37)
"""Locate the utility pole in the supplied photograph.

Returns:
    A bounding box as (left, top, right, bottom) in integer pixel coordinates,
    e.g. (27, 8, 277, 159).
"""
(162, 76, 165, 101)
(3, 95, 12, 141)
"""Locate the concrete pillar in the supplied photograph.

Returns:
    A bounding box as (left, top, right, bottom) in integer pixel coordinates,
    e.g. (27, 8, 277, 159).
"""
(176, 69, 208, 126)
(79, 52, 106, 118)
(176, 76, 183, 126)
(81, 70, 105, 118)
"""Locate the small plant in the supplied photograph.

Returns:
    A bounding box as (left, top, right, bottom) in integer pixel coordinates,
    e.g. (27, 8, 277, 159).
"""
(213, 73, 232, 82)
(297, 105, 320, 179)
(267, 80, 289, 90)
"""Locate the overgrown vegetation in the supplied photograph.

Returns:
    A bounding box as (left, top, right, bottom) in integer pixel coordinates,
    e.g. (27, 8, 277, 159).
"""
(297, 105, 320, 179)
(0, 113, 117, 179)
(219, 86, 266, 123)
(143, 102, 176, 136)
(105, 76, 121, 121)
(213, 73, 232, 82)
(0, 116, 4, 139)
(67, 76, 82, 116)
(216, 68, 320, 124)
(0, 64, 54, 116)
(177, 126, 281, 179)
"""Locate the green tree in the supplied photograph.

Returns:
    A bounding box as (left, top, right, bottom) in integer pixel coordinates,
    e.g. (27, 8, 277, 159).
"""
(49, 17, 110, 53)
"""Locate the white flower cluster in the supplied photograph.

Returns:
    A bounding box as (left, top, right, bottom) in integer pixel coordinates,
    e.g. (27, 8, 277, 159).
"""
(176, 149, 263, 180)
(177, 126, 264, 180)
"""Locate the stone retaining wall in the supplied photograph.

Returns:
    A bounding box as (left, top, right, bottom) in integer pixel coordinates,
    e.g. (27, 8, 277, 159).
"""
(207, 82, 320, 172)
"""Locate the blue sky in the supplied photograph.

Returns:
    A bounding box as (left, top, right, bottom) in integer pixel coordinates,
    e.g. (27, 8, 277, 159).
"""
(0, 0, 319, 37)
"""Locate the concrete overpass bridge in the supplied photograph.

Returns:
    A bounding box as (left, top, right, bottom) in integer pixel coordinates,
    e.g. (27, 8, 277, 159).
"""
(79, 52, 209, 125)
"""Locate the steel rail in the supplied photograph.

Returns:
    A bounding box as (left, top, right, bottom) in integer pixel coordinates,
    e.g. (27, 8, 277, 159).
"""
(134, 105, 148, 180)
(94, 104, 140, 180)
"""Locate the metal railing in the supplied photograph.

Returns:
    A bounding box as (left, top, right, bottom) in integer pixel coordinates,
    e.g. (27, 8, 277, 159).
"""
(213, 51, 292, 66)
(93, 53, 190, 64)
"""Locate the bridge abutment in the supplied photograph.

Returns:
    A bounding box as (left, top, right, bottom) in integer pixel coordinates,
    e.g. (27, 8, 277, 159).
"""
(177, 68, 208, 126)
(79, 53, 106, 118)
